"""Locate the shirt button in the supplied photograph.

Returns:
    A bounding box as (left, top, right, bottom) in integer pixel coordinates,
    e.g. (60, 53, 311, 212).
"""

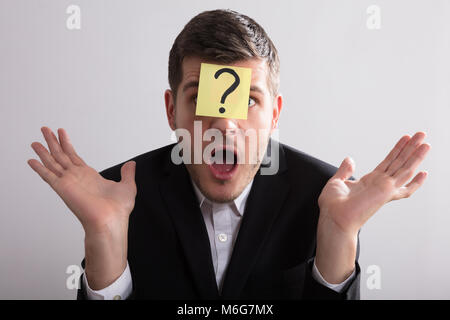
(113, 295, 122, 300)
(218, 233, 228, 242)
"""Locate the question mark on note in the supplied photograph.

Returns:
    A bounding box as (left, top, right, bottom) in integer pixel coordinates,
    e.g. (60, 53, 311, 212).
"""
(214, 68, 240, 114)
(195, 63, 252, 120)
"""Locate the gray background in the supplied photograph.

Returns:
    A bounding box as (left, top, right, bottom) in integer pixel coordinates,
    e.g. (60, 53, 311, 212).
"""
(1, 0, 449, 299)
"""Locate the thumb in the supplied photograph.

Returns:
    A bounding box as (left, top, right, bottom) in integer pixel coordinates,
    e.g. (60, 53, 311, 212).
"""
(120, 161, 136, 186)
(333, 157, 355, 180)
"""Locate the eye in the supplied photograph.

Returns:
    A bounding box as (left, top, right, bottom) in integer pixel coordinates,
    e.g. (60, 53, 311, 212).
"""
(193, 96, 198, 104)
(248, 97, 256, 108)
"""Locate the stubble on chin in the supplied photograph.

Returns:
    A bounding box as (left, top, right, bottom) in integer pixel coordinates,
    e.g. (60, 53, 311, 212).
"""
(185, 162, 260, 203)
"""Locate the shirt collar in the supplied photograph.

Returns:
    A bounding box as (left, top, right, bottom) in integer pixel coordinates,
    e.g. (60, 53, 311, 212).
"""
(191, 179, 254, 216)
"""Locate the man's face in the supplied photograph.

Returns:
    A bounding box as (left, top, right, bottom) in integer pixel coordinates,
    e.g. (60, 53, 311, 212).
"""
(164, 56, 282, 203)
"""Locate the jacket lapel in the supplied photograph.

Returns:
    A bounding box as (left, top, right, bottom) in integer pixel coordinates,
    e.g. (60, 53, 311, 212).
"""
(221, 142, 290, 298)
(159, 159, 220, 299)
(158, 140, 290, 299)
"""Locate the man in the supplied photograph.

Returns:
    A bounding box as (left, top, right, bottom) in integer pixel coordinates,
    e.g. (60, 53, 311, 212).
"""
(27, 9, 430, 300)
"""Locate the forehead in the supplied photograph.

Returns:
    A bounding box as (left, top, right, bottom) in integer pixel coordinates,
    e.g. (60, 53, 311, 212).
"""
(180, 56, 270, 92)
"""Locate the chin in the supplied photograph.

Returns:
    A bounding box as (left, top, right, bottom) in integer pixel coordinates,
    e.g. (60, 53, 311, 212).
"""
(201, 169, 243, 203)
(186, 143, 261, 203)
(187, 164, 245, 203)
(206, 182, 241, 203)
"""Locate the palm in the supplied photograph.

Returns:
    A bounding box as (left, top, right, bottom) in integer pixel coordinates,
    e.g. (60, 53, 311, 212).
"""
(54, 164, 136, 228)
(28, 127, 137, 232)
(318, 132, 430, 235)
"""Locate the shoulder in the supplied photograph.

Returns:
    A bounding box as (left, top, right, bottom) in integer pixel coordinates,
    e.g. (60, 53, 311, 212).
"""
(98, 144, 175, 181)
(280, 143, 339, 188)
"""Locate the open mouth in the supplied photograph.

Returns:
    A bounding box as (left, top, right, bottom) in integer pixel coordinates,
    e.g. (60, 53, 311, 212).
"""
(208, 146, 238, 180)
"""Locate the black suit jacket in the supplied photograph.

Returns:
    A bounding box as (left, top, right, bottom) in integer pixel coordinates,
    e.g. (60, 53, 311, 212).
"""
(77, 141, 361, 300)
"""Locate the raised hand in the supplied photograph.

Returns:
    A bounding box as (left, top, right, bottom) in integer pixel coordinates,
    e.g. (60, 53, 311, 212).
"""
(318, 132, 430, 235)
(28, 127, 137, 233)
(27, 127, 137, 289)
(315, 132, 430, 283)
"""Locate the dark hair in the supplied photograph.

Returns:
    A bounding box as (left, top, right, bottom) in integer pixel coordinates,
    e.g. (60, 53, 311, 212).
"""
(168, 9, 280, 99)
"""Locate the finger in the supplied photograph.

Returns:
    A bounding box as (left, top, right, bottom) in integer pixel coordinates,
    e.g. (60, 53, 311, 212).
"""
(41, 126, 73, 169)
(386, 132, 426, 176)
(57, 128, 86, 166)
(27, 158, 59, 186)
(392, 171, 428, 200)
(31, 142, 64, 177)
(333, 157, 355, 180)
(393, 143, 431, 187)
(374, 135, 410, 172)
(120, 161, 136, 186)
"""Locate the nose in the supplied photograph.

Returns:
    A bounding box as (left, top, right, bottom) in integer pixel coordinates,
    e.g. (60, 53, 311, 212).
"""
(209, 118, 239, 136)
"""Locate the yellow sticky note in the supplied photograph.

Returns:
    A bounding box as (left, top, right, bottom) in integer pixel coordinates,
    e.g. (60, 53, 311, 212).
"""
(195, 63, 252, 120)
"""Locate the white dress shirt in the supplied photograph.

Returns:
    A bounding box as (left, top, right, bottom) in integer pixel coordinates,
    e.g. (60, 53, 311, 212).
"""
(191, 179, 254, 292)
(82, 179, 355, 299)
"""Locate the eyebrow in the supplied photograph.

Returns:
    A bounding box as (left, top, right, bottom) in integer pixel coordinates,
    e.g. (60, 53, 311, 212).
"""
(182, 81, 199, 92)
(250, 85, 264, 94)
(182, 81, 265, 94)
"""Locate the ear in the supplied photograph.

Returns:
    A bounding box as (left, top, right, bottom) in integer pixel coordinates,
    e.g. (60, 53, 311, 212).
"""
(271, 94, 283, 131)
(164, 89, 176, 130)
